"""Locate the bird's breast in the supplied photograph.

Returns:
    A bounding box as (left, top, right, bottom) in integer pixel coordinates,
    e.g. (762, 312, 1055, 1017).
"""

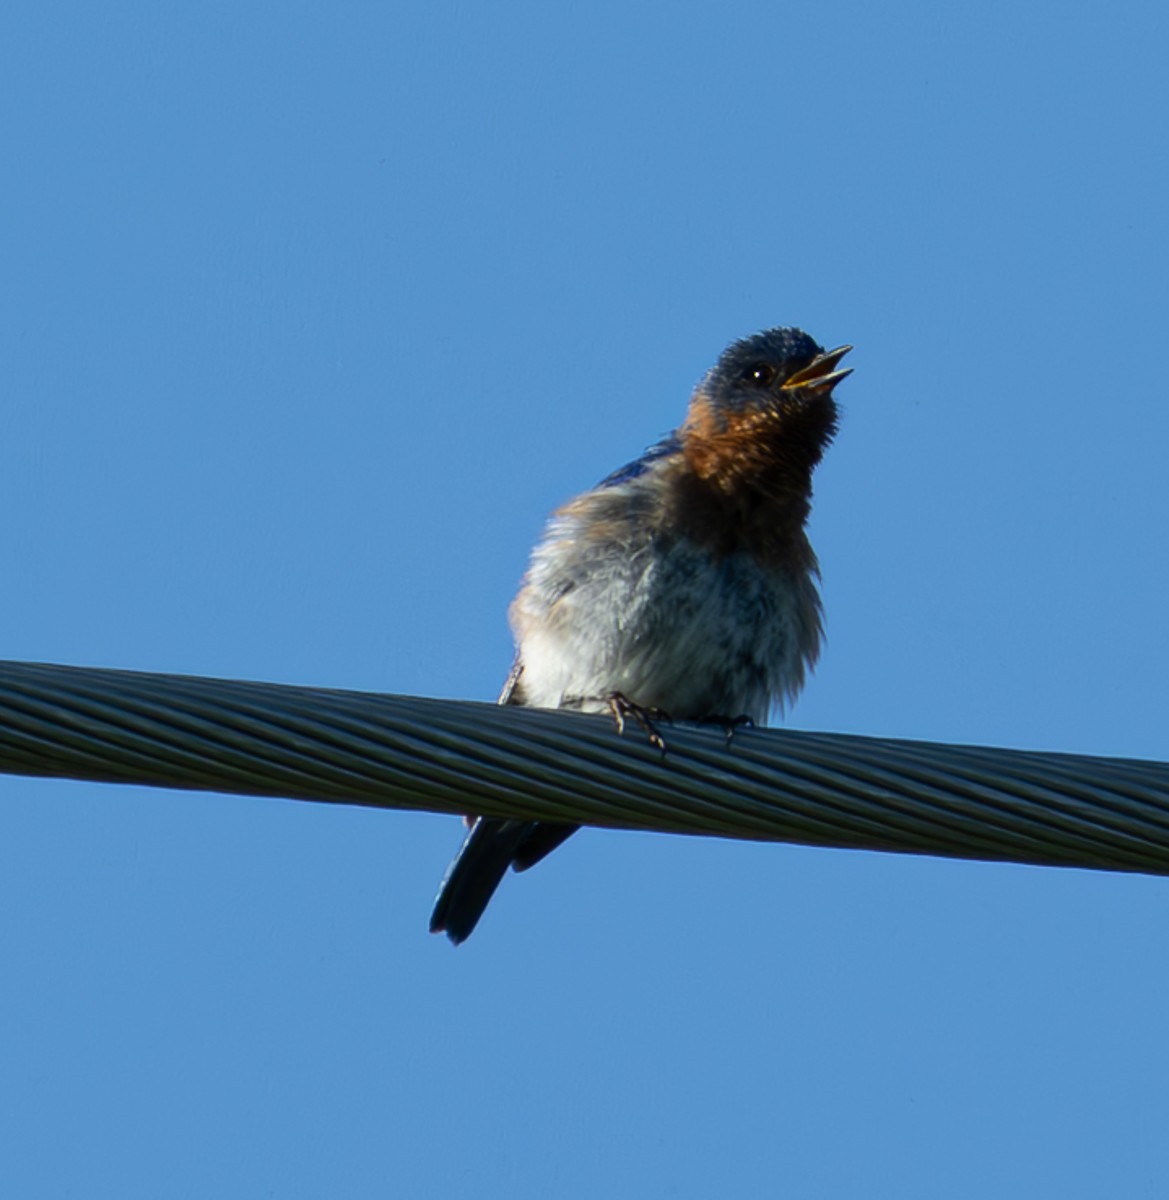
(512, 507, 822, 720)
(655, 450, 817, 576)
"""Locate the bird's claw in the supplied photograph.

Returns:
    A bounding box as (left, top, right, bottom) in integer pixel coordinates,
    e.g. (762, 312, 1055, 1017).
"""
(699, 713, 755, 748)
(607, 692, 670, 754)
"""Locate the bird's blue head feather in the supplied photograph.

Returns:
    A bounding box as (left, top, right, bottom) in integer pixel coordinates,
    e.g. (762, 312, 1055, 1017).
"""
(698, 327, 826, 414)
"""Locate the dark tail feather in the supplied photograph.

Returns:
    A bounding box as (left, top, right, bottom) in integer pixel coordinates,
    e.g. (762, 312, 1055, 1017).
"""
(429, 818, 537, 944)
(510, 822, 579, 872)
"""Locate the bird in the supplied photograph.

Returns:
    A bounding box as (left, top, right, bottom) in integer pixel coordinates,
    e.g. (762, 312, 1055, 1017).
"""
(429, 326, 851, 943)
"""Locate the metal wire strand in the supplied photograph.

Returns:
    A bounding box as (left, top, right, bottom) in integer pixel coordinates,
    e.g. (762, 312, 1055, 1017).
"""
(1, 659, 1168, 876)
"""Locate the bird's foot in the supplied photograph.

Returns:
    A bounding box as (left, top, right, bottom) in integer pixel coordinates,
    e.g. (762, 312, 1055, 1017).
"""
(698, 713, 755, 748)
(607, 692, 671, 754)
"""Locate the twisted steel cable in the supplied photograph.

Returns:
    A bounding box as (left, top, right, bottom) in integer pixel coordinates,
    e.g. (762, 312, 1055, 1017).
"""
(0, 659, 1167, 876)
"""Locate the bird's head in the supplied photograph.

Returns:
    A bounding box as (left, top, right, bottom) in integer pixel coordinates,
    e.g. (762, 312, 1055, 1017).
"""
(681, 327, 852, 497)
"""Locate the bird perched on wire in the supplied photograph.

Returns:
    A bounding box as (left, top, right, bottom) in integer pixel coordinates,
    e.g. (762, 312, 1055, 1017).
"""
(430, 326, 851, 943)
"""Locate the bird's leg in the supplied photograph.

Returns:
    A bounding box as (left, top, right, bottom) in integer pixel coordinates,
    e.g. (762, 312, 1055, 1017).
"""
(698, 713, 755, 748)
(607, 692, 670, 754)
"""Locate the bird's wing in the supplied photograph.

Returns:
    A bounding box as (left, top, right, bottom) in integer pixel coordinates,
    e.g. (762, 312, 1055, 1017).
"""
(498, 658, 524, 705)
(593, 430, 683, 489)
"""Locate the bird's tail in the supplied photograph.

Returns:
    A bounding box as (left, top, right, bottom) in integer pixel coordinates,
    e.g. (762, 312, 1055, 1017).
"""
(429, 818, 539, 944)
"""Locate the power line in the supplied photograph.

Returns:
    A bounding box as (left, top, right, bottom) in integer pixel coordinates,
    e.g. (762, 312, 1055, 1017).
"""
(1, 659, 1167, 875)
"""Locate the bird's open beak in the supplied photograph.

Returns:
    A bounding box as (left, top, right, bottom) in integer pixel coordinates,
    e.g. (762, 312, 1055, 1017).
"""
(782, 345, 853, 394)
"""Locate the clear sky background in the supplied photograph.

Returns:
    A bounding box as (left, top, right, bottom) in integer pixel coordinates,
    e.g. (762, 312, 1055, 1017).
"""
(3, 2, 1168, 1196)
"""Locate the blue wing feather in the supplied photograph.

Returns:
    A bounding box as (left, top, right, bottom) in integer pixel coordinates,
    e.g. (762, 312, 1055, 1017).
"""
(595, 431, 683, 488)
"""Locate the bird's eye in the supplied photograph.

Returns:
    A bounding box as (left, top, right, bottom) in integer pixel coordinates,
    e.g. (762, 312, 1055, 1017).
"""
(741, 362, 776, 387)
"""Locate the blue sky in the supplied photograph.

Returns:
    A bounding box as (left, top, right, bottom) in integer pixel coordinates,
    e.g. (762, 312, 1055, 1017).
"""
(3, 1, 1169, 1196)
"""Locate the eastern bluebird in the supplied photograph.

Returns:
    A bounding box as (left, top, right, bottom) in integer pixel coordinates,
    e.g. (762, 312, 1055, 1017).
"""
(430, 326, 851, 943)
